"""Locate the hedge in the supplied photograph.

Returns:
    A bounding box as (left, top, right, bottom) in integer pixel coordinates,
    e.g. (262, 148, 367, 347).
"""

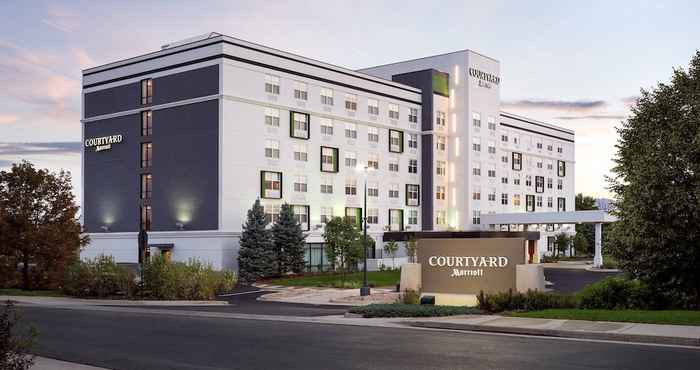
(349, 304, 481, 318)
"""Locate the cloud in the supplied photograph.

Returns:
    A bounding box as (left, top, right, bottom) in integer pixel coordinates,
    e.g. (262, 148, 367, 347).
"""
(621, 95, 640, 108)
(0, 142, 81, 156)
(0, 114, 19, 124)
(502, 99, 607, 111)
(553, 114, 627, 121)
(41, 4, 79, 33)
(0, 159, 13, 168)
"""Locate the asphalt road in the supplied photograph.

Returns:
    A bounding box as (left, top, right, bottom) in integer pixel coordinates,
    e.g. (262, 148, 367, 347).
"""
(544, 268, 621, 293)
(19, 306, 700, 370)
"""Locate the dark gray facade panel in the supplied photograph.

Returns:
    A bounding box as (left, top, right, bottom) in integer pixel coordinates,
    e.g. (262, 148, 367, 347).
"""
(421, 134, 434, 231)
(83, 114, 141, 232)
(391, 70, 435, 132)
(151, 100, 219, 231)
(84, 65, 219, 118)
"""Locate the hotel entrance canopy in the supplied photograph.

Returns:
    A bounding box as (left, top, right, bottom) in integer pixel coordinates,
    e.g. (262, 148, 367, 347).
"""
(481, 210, 618, 268)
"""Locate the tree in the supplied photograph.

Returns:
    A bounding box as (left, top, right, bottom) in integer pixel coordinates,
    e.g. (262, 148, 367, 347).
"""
(0, 302, 36, 370)
(574, 193, 598, 255)
(237, 199, 275, 285)
(608, 50, 700, 306)
(405, 237, 418, 263)
(572, 232, 589, 256)
(271, 203, 307, 275)
(0, 161, 88, 290)
(383, 240, 399, 268)
(553, 232, 572, 258)
(322, 217, 362, 280)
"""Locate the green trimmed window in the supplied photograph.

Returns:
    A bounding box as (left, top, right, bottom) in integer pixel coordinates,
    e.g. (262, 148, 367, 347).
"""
(389, 129, 404, 153)
(345, 207, 362, 227)
(512, 152, 522, 171)
(261, 171, 282, 199)
(406, 184, 420, 206)
(320, 146, 339, 173)
(557, 160, 566, 177)
(389, 209, 404, 231)
(290, 111, 310, 139)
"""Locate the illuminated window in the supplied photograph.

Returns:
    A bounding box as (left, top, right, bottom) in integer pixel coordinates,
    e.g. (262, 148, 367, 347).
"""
(389, 130, 404, 153)
(367, 153, 379, 170)
(141, 111, 152, 136)
(389, 209, 404, 231)
(437, 136, 446, 152)
(290, 111, 310, 139)
(140, 205, 152, 231)
(140, 174, 152, 199)
(140, 79, 153, 105)
(321, 146, 339, 172)
(558, 160, 566, 177)
(436, 186, 446, 200)
(406, 184, 420, 206)
(141, 142, 152, 168)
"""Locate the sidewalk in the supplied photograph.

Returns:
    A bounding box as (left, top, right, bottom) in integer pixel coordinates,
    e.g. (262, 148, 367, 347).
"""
(254, 284, 398, 306)
(409, 314, 700, 347)
(1, 295, 228, 306)
(33, 356, 109, 370)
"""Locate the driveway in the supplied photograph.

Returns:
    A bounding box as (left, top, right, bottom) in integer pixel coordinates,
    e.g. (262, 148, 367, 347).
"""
(544, 268, 621, 294)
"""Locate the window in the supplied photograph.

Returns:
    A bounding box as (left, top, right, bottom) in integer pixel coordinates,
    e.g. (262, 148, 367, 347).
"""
(320, 88, 334, 106)
(501, 155, 509, 164)
(292, 143, 308, 161)
(536, 141, 543, 149)
(261, 171, 282, 199)
(408, 210, 418, 225)
(437, 136, 446, 151)
(141, 79, 153, 105)
(557, 179, 563, 190)
(408, 159, 418, 174)
(535, 176, 545, 193)
(501, 176, 508, 184)
(388, 104, 399, 119)
(557, 146, 563, 154)
(406, 184, 420, 206)
(472, 137, 481, 152)
(536, 196, 543, 208)
(292, 205, 310, 230)
(547, 161, 554, 171)
(488, 190, 496, 202)
(436, 111, 446, 129)
(472, 162, 481, 176)
(345, 151, 357, 168)
(536, 161, 543, 169)
(472, 188, 481, 200)
(389, 209, 404, 231)
(547, 197, 553, 208)
(388, 183, 399, 199)
(487, 140, 496, 154)
(320, 118, 333, 135)
(408, 134, 418, 149)
(265, 108, 280, 127)
(290, 112, 310, 139)
(408, 108, 418, 123)
(345, 122, 357, 139)
(367, 153, 379, 170)
(501, 131, 508, 143)
(513, 135, 519, 145)
(321, 146, 339, 172)
(368, 182, 379, 197)
(388, 158, 399, 172)
(525, 175, 532, 187)
(487, 116, 496, 131)
(512, 153, 523, 171)
(513, 174, 521, 185)
(526, 195, 535, 212)
(368, 98, 379, 115)
(436, 161, 446, 176)
(141, 111, 152, 136)
(294, 175, 308, 193)
(140, 205, 152, 231)
(501, 193, 508, 205)
(547, 177, 553, 189)
(265, 75, 280, 95)
(389, 130, 404, 153)
(367, 126, 379, 143)
(345, 94, 358, 111)
(558, 197, 566, 212)
(436, 186, 446, 200)
(345, 178, 357, 196)
(513, 194, 521, 206)
(472, 112, 481, 128)
(345, 207, 362, 226)
(547, 144, 553, 151)
(265, 139, 280, 159)
(472, 210, 481, 225)
(558, 160, 566, 177)
(320, 207, 334, 224)
(487, 167, 496, 178)
(141, 142, 152, 168)
(293, 81, 308, 100)
(320, 178, 333, 194)
(367, 208, 379, 225)
(436, 210, 447, 226)
(140, 174, 152, 199)
(263, 204, 281, 224)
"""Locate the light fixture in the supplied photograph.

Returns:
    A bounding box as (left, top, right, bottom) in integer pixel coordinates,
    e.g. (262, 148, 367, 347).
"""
(176, 222, 185, 231)
(100, 225, 110, 232)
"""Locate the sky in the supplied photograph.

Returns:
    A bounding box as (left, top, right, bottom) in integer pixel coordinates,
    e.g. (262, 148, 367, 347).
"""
(1, 0, 699, 203)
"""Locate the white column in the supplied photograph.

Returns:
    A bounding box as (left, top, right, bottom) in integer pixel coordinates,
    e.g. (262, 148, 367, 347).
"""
(593, 223, 603, 268)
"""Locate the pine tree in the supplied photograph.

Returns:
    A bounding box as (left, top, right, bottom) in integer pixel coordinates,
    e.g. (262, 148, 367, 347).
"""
(237, 199, 275, 285)
(272, 203, 307, 275)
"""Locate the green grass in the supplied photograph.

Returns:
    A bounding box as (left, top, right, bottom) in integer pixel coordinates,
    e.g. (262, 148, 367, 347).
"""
(349, 303, 481, 318)
(511, 309, 700, 326)
(268, 270, 401, 288)
(0, 288, 65, 297)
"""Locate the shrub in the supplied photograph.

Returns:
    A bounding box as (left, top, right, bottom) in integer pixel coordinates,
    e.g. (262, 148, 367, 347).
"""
(142, 256, 236, 300)
(1, 301, 37, 370)
(577, 277, 685, 310)
(477, 289, 577, 313)
(349, 303, 480, 318)
(62, 255, 136, 298)
(401, 289, 420, 305)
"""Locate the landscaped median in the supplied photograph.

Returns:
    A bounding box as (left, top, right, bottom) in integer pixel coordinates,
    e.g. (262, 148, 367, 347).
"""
(266, 270, 400, 289)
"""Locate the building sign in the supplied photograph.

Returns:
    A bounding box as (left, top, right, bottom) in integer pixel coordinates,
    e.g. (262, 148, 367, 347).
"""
(84, 135, 123, 152)
(418, 238, 525, 295)
(468, 67, 500, 89)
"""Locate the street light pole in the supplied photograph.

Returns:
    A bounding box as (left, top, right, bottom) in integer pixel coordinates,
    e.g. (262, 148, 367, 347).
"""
(360, 166, 370, 297)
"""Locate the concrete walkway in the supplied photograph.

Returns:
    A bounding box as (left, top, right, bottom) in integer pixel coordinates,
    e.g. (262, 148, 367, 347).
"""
(254, 285, 398, 306)
(33, 356, 109, 370)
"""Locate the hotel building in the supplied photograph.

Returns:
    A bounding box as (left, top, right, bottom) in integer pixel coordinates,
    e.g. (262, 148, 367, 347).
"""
(81, 33, 575, 270)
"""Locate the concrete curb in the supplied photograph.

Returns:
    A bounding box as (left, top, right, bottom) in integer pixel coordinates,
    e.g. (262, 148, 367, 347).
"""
(584, 267, 621, 273)
(409, 321, 700, 347)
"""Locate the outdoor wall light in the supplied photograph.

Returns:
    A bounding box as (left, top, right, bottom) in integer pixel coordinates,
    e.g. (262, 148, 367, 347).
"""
(100, 225, 110, 232)
(176, 222, 185, 231)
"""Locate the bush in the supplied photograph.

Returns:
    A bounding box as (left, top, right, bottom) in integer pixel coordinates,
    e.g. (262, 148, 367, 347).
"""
(62, 255, 136, 298)
(349, 303, 480, 318)
(401, 289, 420, 305)
(1, 301, 36, 370)
(142, 256, 236, 300)
(477, 289, 577, 313)
(577, 277, 685, 310)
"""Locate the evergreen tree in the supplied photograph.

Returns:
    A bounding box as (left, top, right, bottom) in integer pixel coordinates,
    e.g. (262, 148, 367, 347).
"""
(237, 199, 275, 285)
(272, 203, 307, 274)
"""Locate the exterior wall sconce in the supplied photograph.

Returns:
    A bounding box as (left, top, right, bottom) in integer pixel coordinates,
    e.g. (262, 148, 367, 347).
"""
(176, 222, 185, 231)
(100, 225, 110, 232)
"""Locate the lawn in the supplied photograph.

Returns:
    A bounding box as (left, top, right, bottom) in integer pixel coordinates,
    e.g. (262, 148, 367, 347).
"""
(268, 270, 401, 288)
(512, 309, 700, 326)
(0, 288, 65, 297)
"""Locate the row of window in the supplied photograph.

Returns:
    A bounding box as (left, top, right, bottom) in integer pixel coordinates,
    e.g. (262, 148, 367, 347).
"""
(264, 75, 418, 123)
(471, 159, 565, 177)
(469, 191, 567, 210)
(263, 204, 417, 231)
(468, 170, 566, 192)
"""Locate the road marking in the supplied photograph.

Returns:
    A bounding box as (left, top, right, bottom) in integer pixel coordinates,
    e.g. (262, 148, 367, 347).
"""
(218, 290, 265, 297)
